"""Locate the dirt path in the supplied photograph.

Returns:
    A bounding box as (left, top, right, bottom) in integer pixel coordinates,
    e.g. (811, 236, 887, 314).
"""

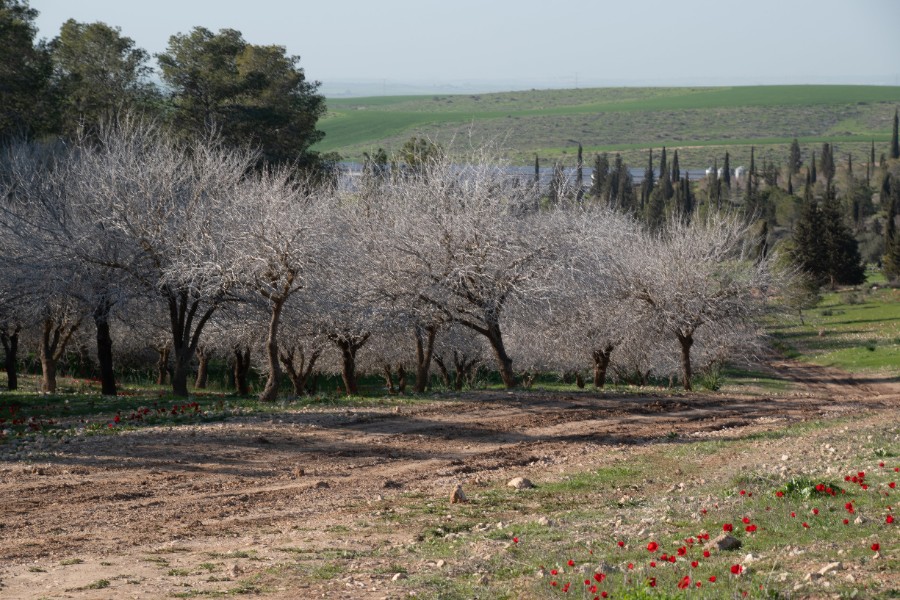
(0, 360, 897, 599)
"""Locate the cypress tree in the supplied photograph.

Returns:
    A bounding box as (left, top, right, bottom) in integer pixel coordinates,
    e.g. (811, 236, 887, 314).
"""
(744, 147, 755, 204)
(820, 143, 835, 183)
(787, 172, 793, 196)
(534, 154, 540, 185)
(723, 151, 731, 188)
(891, 108, 899, 160)
(671, 150, 680, 182)
(590, 152, 609, 200)
(641, 148, 654, 209)
(617, 157, 635, 212)
(709, 157, 720, 210)
(811, 151, 817, 183)
(847, 153, 853, 178)
(682, 173, 693, 218)
(789, 138, 802, 174)
(608, 153, 622, 208)
(576, 143, 584, 201)
(820, 183, 866, 286)
(659, 146, 667, 179)
(792, 179, 826, 282)
(884, 179, 900, 280)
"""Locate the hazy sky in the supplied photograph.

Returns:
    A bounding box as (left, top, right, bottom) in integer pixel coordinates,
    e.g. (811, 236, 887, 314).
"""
(32, 0, 900, 93)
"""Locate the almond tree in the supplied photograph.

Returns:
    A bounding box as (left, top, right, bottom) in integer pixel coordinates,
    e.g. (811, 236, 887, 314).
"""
(71, 121, 255, 396)
(372, 150, 555, 388)
(625, 213, 785, 390)
(221, 169, 331, 401)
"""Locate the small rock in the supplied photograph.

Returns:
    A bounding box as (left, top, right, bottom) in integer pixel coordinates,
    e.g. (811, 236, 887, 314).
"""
(450, 484, 467, 504)
(507, 477, 534, 490)
(706, 534, 742, 551)
(383, 479, 403, 489)
(853, 515, 867, 525)
(744, 553, 760, 563)
(314, 480, 330, 489)
(818, 562, 843, 575)
(228, 564, 243, 578)
(804, 572, 821, 582)
(391, 573, 407, 581)
(435, 560, 445, 568)
(537, 516, 554, 527)
(293, 467, 304, 477)
(254, 436, 271, 444)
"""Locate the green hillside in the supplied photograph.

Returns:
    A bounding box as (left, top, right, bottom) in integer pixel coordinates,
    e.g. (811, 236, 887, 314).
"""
(315, 85, 900, 167)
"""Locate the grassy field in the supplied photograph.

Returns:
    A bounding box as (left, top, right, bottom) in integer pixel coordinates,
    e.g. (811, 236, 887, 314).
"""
(770, 281, 900, 376)
(316, 85, 900, 166)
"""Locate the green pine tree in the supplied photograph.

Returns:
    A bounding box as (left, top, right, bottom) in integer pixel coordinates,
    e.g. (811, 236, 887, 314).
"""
(671, 150, 680, 182)
(820, 143, 835, 183)
(590, 153, 609, 200)
(723, 151, 731, 188)
(811, 151, 817, 184)
(884, 176, 900, 280)
(792, 180, 826, 282)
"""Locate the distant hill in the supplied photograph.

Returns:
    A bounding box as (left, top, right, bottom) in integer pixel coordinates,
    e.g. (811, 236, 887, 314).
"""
(315, 85, 900, 168)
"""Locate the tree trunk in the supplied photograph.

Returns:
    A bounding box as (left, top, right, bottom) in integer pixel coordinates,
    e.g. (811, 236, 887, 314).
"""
(592, 345, 614, 389)
(382, 364, 395, 393)
(280, 346, 320, 396)
(233, 346, 251, 396)
(1, 326, 20, 391)
(156, 346, 170, 386)
(677, 332, 694, 391)
(434, 356, 451, 388)
(39, 316, 80, 394)
(95, 318, 116, 396)
(485, 322, 516, 388)
(171, 344, 193, 397)
(93, 298, 116, 396)
(259, 298, 285, 402)
(338, 340, 359, 395)
(413, 324, 437, 393)
(396, 363, 407, 394)
(195, 346, 210, 389)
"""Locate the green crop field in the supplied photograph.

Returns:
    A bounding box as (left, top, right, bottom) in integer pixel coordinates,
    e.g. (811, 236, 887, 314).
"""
(315, 85, 900, 166)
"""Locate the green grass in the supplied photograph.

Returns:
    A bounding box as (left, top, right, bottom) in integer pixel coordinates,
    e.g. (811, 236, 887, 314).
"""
(770, 283, 900, 374)
(316, 85, 900, 165)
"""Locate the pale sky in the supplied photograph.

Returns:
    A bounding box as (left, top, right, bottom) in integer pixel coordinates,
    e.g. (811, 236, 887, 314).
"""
(32, 0, 900, 94)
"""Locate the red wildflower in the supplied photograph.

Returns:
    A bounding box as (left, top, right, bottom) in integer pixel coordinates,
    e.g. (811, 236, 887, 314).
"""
(677, 546, 687, 556)
(871, 543, 880, 552)
(703, 550, 711, 558)
(512, 537, 518, 543)
(723, 523, 733, 532)
(646, 541, 659, 552)
(648, 577, 657, 587)
(601, 593, 608, 598)
(790, 512, 796, 517)
(740, 489, 746, 496)
(709, 576, 717, 582)
(845, 502, 854, 513)
(742, 517, 751, 524)
(843, 519, 849, 525)
(775, 491, 784, 498)
(731, 564, 743, 575)
(886, 515, 894, 524)
(890, 482, 896, 489)
(802, 522, 810, 528)
(617, 540, 625, 548)
(691, 561, 699, 568)
(551, 569, 558, 576)
(562, 582, 570, 592)
(812, 508, 819, 515)
(627, 563, 634, 570)
(880, 462, 886, 468)
(593, 573, 606, 583)
(678, 576, 691, 589)
(746, 524, 757, 533)
(649, 561, 656, 567)
(567, 559, 575, 567)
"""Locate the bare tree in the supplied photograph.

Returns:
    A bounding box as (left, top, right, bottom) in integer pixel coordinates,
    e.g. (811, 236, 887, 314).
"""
(70, 120, 256, 396)
(371, 149, 556, 388)
(625, 213, 785, 390)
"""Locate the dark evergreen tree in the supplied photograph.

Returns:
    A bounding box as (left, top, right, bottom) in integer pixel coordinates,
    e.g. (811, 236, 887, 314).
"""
(820, 142, 835, 183)
(792, 179, 826, 282)
(709, 157, 720, 210)
(0, 0, 57, 140)
(787, 172, 793, 196)
(659, 146, 667, 179)
(891, 108, 900, 160)
(680, 173, 693, 219)
(847, 153, 853, 178)
(671, 149, 680, 182)
(868, 140, 875, 184)
(810, 150, 817, 183)
(884, 179, 900, 280)
(590, 152, 609, 200)
(819, 184, 866, 286)
(576, 143, 584, 201)
(616, 156, 635, 212)
(744, 146, 756, 204)
(722, 151, 731, 188)
(646, 188, 666, 231)
(608, 153, 622, 208)
(548, 161, 566, 205)
(640, 148, 654, 210)
(534, 154, 540, 185)
(789, 138, 802, 174)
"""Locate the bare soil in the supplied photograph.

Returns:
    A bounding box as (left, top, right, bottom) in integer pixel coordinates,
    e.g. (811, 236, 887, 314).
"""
(0, 360, 897, 599)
